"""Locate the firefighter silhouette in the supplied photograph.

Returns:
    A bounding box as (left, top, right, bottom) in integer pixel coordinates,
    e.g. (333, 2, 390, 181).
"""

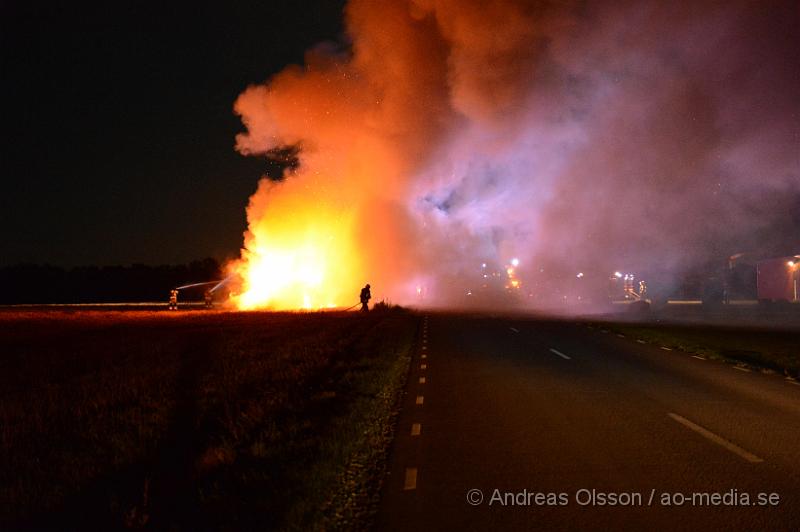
(168, 289, 178, 310)
(359, 284, 371, 312)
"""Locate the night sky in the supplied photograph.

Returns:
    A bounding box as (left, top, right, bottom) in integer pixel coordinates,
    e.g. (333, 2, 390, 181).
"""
(2, 1, 346, 266)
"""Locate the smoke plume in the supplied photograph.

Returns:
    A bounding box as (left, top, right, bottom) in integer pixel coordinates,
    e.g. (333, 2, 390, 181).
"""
(229, 0, 800, 309)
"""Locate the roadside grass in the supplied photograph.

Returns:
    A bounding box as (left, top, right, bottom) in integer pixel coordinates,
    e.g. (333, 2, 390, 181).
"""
(597, 322, 800, 378)
(298, 314, 413, 529)
(0, 308, 416, 530)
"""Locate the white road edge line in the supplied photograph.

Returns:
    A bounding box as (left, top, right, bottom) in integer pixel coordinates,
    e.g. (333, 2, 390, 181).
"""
(667, 413, 763, 463)
(411, 423, 421, 436)
(404, 467, 418, 490)
(509, 327, 519, 333)
(549, 348, 571, 360)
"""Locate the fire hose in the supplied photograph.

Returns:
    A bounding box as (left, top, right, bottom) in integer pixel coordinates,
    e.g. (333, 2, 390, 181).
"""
(174, 277, 231, 292)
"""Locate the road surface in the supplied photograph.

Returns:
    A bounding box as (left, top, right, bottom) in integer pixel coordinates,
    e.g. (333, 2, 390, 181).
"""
(377, 314, 800, 530)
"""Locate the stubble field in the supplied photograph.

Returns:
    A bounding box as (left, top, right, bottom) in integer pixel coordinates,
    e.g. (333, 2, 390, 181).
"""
(0, 308, 416, 530)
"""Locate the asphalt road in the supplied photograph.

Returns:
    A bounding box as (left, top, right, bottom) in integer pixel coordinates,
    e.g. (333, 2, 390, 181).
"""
(377, 314, 800, 531)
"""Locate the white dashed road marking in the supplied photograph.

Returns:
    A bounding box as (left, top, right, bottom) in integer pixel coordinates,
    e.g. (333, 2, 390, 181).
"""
(692, 355, 706, 361)
(411, 423, 421, 436)
(668, 413, 763, 463)
(421, 354, 427, 359)
(549, 348, 571, 360)
(733, 366, 750, 372)
(419, 376, 426, 384)
(420, 364, 427, 369)
(509, 327, 519, 333)
(636, 340, 646, 344)
(660, 347, 672, 351)
(415, 395, 424, 405)
(404, 468, 418, 490)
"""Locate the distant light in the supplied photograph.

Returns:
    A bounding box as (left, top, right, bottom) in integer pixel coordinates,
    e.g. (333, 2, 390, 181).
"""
(511, 258, 520, 267)
(614, 271, 622, 278)
(576, 272, 584, 278)
(506, 267, 514, 275)
(481, 263, 487, 268)
(789, 261, 796, 267)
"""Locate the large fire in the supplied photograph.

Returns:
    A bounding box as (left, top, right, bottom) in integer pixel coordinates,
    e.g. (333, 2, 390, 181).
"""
(227, 179, 363, 310)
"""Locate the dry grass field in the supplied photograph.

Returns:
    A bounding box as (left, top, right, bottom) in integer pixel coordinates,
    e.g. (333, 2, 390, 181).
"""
(0, 308, 416, 530)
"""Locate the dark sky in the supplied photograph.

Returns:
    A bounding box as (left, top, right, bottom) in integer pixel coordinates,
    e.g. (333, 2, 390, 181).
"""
(1, 0, 346, 266)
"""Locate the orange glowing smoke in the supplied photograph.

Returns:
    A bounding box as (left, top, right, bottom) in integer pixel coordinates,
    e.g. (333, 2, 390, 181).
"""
(225, 0, 451, 310)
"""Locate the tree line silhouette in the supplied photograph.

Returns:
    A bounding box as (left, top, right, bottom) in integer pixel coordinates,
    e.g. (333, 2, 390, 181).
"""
(0, 258, 222, 304)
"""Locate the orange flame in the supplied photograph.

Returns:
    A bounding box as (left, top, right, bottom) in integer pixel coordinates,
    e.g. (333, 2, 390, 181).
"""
(227, 178, 364, 310)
